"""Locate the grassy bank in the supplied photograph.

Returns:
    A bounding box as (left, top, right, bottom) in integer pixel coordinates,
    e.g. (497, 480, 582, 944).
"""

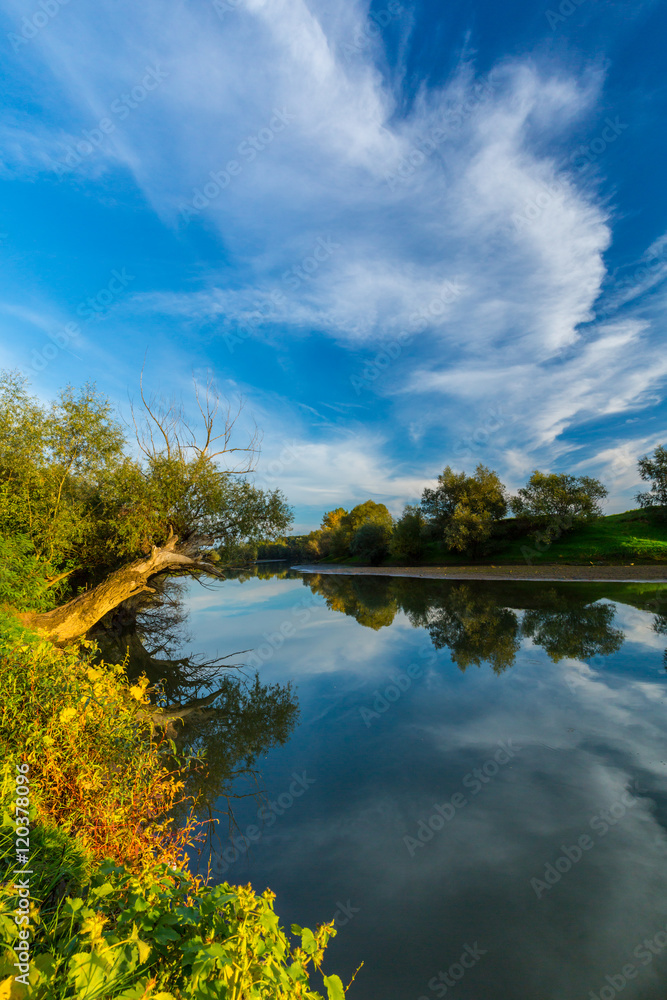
(0, 540, 344, 999)
(317, 508, 667, 568)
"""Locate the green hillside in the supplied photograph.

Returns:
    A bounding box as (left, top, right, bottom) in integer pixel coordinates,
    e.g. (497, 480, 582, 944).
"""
(346, 508, 667, 567)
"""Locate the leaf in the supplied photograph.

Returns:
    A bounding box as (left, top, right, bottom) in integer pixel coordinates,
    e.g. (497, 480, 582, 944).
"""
(136, 939, 152, 964)
(153, 924, 181, 944)
(0, 978, 16, 1000)
(300, 928, 317, 955)
(323, 974, 345, 1000)
(291, 923, 302, 935)
(90, 881, 114, 898)
(33, 953, 56, 981)
(68, 951, 108, 998)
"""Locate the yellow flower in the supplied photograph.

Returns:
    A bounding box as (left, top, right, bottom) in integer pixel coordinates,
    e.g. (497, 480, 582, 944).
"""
(58, 707, 77, 725)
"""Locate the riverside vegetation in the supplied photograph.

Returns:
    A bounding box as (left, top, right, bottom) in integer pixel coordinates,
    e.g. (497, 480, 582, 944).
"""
(0, 371, 346, 999)
(258, 455, 667, 567)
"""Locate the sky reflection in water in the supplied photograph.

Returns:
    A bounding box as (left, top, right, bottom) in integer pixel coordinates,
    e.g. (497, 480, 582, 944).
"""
(182, 570, 667, 1000)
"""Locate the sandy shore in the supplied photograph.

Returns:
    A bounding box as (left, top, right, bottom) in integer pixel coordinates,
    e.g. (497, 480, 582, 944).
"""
(291, 563, 667, 583)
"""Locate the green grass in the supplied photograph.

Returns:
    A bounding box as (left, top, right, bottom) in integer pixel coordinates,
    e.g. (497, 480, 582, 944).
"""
(313, 508, 667, 567)
(496, 508, 667, 565)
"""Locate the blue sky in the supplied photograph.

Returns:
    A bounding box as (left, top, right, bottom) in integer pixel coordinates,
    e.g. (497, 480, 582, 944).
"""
(1, 0, 666, 531)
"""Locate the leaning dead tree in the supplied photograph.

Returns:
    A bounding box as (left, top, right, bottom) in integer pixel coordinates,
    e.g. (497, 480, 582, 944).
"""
(18, 373, 291, 643)
(19, 530, 221, 644)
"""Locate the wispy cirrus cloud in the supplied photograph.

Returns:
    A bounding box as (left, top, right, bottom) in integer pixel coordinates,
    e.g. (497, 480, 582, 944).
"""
(1, 0, 665, 520)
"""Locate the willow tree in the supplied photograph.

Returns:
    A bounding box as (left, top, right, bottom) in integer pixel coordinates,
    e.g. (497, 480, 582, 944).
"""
(0, 370, 292, 642)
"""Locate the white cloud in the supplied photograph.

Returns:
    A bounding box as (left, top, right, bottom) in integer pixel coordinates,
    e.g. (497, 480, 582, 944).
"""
(2, 0, 666, 503)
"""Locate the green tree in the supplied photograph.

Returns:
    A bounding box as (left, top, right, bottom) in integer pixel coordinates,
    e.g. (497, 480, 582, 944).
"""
(421, 464, 508, 556)
(389, 504, 427, 561)
(408, 585, 520, 673)
(510, 470, 608, 522)
(326, 500, 393, 559)
(350, 520, 392, 565)
(3, 371, 292, 642)
(521, 601, 624, 661)
(636, 444, 667, 514)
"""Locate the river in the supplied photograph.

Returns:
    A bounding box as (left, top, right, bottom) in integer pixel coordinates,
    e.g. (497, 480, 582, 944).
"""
(173, 566, 667, 1000)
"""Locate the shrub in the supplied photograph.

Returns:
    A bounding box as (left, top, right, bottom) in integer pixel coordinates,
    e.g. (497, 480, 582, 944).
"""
(0, 618, 345, 998)
(350, 522, 392, 565)
(389, 506, 427, 561)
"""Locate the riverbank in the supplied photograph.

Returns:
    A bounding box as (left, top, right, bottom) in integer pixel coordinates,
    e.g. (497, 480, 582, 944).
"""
(291, 563, 667, 582)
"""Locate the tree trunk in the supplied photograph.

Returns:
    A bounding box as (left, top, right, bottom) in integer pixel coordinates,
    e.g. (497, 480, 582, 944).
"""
(19, 534, 222, 644)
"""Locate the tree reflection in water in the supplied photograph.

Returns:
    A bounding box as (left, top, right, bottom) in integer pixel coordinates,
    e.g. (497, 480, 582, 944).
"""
(92, 575, 300, 831)
(300, 574, 630, 672)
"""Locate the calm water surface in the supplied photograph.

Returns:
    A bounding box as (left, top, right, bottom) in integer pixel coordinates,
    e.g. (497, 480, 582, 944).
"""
(180, 568, 667, 1000)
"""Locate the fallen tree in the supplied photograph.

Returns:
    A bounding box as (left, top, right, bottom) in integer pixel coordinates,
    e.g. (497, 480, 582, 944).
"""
(18, 531, 222, 643)
(2, 369, 292, 642)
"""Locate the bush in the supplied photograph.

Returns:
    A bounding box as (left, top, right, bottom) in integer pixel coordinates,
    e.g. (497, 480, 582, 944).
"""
(389, 506, 426, 561)
(0, 617, 345, 998)
(350, 521, 392, 565)
(0, 535, 67, 613)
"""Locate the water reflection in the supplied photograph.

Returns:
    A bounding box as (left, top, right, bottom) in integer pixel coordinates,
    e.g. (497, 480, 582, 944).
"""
(93, 578, 300, 813)
(302, 573, 633, 670)
(175, 568, 667, 1000)
(94, 566, 667, 999)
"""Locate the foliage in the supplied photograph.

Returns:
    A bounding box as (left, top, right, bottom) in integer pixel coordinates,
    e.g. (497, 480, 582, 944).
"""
(307, 574, 397, 630)
(635, 444, 667, 514)
(0, 371, 292, 594)
(0, 615, 201, 874)
(301, 574, 631, 672)
(408, 585, 520, 673)
(421, 465, 508, 556)
(388, 506, 427, 561)
(0, 535, 67, 613)
(0, 614, 344, 999)
(350, 521, 392, 565)
(0, 826, 343, 999)
(510, 470, 608, 522)
(521, 599, 624, 662)
(301, 502, 394, 562)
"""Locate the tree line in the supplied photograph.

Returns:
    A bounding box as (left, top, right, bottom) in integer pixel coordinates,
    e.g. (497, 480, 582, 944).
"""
(268, 449, 667, 564)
